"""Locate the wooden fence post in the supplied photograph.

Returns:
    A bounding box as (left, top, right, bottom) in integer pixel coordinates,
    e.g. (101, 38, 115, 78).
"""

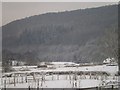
(112, 85, 114, 89)
(14, 75, 16, 86)
(25, 75, 27, 83)
(37, 79, 39, 89)
(4, 79, 6, 90)
(21, 76, 23, 83)
(28, 86, 30, 90)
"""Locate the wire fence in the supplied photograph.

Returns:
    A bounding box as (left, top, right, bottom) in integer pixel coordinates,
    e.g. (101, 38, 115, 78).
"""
(1, 74, 119, 89)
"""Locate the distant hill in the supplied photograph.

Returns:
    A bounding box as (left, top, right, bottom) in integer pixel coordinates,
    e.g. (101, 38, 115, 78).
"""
(2, 5, 118, 64)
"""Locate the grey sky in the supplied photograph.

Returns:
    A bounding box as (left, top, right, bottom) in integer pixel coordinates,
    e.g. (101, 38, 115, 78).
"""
(2, 2, 117, 26)
(0, 2, 1, 26)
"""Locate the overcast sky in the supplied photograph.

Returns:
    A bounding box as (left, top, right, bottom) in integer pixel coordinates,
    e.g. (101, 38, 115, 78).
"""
(2, 2, 117, 26)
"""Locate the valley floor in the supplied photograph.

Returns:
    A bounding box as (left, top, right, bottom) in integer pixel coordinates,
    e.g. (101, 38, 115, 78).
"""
(0, 64, 119, 89)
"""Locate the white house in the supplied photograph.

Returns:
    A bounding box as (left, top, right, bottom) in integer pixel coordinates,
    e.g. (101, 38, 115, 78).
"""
(11, 60, 25, 66)
(103, 58, 117, 65)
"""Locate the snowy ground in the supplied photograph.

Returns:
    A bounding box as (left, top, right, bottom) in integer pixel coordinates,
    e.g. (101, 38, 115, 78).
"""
(0, 64, 119, 89)
(3, 64, 118, 75)
(1, 75, 119, 88)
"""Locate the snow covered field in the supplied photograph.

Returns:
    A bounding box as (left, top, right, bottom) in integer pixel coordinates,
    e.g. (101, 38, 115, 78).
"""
(0, 64, 119, 89)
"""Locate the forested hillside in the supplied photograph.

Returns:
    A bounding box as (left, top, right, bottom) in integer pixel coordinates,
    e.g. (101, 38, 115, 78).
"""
(2, 5, 118, 64)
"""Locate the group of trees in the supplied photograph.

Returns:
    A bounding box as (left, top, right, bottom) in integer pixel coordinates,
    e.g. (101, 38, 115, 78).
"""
(99, 27, 118, 62)
(2, 27, 118, 72)
(2, 49, 39, 72)
(19, 25, 73, 45)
